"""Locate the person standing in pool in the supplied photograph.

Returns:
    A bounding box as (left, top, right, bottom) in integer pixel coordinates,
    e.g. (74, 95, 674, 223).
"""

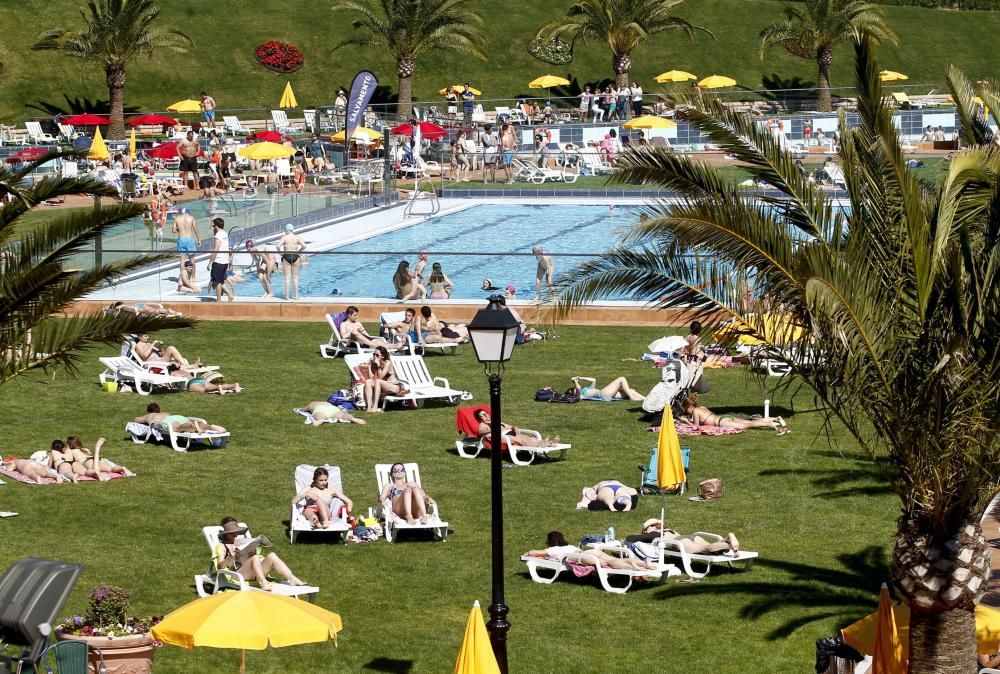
(533, 245, 555, 301)
(278, 223, 305, 301)
(246, 239, 276, 298)
(173, 207, 200, 291)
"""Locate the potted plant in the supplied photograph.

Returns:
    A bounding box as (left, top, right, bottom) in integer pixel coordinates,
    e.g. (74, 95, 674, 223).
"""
(55, 585, 161, 674)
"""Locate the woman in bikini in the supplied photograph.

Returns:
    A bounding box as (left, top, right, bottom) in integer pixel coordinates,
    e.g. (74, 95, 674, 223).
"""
(625, 518, 741, 555)
(570, 376, 645, 402)
(392, 260, 426, 301)
(681, 394, 788, 434)
(245, 239, 275, 298)
(473, 409, 560, 447)
(427, 263, 454, 299)
(48, 439, 79, 484)
(168, 366, 242, 395)
(378, 462, 436, 524)
(66, 436, 128, 481)
(524, 531, 657, 571)
(134, 333, 193, 368)
(214, 519, 307, 591)
(362, 346, 406, 413)
(576, 480, 640, 511)
(292, 467, 354, 529)
(302, 400, 366, 425)
(278, 224, 305, 301)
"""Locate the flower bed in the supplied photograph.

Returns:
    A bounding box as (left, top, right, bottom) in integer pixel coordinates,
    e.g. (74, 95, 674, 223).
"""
(255, 40, 304, 73)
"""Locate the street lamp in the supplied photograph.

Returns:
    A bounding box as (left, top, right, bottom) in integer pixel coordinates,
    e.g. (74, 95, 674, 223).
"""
(465, 294, 520, 674)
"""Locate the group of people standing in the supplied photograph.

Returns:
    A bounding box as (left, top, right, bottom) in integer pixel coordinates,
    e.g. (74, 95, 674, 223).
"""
(579, 83, 644, 122)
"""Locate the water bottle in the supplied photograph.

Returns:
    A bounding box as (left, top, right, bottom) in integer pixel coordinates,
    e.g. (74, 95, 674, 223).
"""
(607, 526, 616, 544)
(764, 398, 771, 419)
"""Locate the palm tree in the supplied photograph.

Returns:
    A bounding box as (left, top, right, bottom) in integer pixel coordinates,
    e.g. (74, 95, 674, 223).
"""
(332, 0, 486, 119)
(537, 0, 711, 90)
(1, 153, 192, 384)
(33, 0, 191, 139)
(557, 40, 999, 674)
(760, 0, 895, 112)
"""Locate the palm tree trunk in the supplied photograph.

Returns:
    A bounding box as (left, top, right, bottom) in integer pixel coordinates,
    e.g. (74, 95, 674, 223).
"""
(909, 608, 976, 674)
(396, 55, 416, 119)
(816, 49, 833, 113)
(612, 53, 631, 89)
(106, 66, 126, 140)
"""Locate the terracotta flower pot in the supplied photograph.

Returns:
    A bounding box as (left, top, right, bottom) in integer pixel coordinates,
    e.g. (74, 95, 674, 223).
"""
(55, 629, 156, 674)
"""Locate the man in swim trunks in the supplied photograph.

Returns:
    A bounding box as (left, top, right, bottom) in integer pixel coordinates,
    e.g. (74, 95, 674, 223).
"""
(200, 91, 216, 130)
(278, 223, 305, 301)
(499, 118, 517, 184)
(532, 245, 555, 301)
(177, 131, 201, 190)
(172, 207, 200, 289)
(208, 217, 234, 302)
(339, 306, 396, 350)
(132, 402, 228, 434)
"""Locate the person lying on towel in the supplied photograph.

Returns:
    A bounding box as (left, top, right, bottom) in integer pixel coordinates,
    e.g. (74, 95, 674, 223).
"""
(680, 394, 788, 434)
(576, 480, 639, 511)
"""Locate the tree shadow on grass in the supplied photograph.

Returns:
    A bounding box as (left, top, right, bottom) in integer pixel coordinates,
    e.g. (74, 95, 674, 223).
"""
(657, 546, 888, 639)
(758, 74, 817, 104)
(27, 95, 141, 117)
(362, 657, 414, 673)
(759, 454, 895, 499)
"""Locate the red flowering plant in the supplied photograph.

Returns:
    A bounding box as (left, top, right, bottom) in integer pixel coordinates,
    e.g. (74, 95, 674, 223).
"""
(255, 40, 305, 73)
(59, 585, 162, 638)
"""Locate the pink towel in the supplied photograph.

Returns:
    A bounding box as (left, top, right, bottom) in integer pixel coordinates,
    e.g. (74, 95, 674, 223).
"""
(648, 423, 744, 436)
(0, 466, 135, 485)
(565, 561, 595, 577)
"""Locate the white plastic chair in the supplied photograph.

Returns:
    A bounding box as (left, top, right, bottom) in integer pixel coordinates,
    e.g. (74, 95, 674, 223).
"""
(658, 533, 759, 578)
(375, 462, 448, 542)
(345, 353, 468, 410)
(126, 417, 229, 453)
(98, 356, 186, 395)
(25, 121, 57, 144)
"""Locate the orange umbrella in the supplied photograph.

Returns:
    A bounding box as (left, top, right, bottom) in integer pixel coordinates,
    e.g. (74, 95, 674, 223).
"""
(870, 584, 906, 674)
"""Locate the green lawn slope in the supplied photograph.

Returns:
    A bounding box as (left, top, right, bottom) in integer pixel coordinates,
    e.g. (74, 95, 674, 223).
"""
(0, 0, 997, 122)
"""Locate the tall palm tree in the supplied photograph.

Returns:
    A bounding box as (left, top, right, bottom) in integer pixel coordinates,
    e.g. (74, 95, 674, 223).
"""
(332, 0, 486, 119)
(33, 0, 191, 139)
(0, 153, 192, 383)
(759, 0, 895, 112)
(557, 40, 999, 674)
(537, 0, 711, 90)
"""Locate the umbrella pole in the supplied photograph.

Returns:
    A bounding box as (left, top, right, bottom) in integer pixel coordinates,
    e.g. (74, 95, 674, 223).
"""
(240, 648, 246, 674)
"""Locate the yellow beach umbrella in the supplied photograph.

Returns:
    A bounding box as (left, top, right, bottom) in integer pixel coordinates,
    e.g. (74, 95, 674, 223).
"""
(870, 585, 906, 674)
(454, 601, 500, 674)
(166, 99, 203, 113)
(438, 85, 482, 96)
(655, 405, 685, 491)
(152, 590, 342, 673)
(528, 75, 571, 89)
(330, 126, 383, 142)
(713, 313, 805, 347)
(697, 75, 737, 89)
(279, 82, 298, 109)
(87, 127, 109, 161)
(128, 128, 137, 161)
(879, 70, 909, 82)
(843, 598, 1000, 658)
(623, 115, 677, 129)
(654, 70, 697, 83)
(237, 142, 296, 160)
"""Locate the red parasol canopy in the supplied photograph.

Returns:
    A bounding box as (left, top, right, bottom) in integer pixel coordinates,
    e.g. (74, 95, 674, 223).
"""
(61, 113, 111, 126)
(5, 147, 50, 163)
(248, 130, 291, 143)
(390, 121, 448, 140)
(128, 114, 178, 127)
(145, 142, 204, 159)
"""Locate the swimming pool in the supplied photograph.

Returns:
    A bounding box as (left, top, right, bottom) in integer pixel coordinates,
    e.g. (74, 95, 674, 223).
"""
(231, 204, 645, 300)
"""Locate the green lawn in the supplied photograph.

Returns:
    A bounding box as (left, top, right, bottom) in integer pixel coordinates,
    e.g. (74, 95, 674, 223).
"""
(1, 0, 998, 122)
(0, 321, 897, 672)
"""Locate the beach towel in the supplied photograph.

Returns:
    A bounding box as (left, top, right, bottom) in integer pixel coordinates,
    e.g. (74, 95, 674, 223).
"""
(126, 421, 163, 443)
(648, 423, 743, 436)
(0, 461, 134, 484)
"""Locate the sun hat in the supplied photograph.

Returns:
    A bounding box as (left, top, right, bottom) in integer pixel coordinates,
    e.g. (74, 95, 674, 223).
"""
(221, 521, 248, 536)
(642, 518, 661, 531)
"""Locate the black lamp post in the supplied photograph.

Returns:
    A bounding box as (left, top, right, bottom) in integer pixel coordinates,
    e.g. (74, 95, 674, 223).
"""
(466, 294, 520, 674)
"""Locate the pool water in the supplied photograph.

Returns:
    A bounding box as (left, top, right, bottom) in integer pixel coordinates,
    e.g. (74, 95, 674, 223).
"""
(234, 204, 645, 299)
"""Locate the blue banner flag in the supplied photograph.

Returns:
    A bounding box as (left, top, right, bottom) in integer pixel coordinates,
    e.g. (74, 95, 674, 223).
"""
(345, 70, 378, 144)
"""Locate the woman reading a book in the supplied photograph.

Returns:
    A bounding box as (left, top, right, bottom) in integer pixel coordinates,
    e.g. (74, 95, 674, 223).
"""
(213, 517, 309, 591)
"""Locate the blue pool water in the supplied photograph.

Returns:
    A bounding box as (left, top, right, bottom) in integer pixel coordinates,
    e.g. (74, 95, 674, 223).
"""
(234, 204, 645, 299)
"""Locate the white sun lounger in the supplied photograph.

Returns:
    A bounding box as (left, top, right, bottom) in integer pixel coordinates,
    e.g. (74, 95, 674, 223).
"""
(375, 462, 448, 543)
(290, 464, 352, 544)
(345, 353, 469, 410)
(455, 406, 570, 466)
(99, 356, 186, 395)
(193, 524, 319, 599)
(658, 533, 759, 579)
(520, 548, 680, 594)
(126, 418, 229, 452)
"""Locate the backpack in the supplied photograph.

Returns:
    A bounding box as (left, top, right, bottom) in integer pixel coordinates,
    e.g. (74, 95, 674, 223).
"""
(534, 386, 557, 402)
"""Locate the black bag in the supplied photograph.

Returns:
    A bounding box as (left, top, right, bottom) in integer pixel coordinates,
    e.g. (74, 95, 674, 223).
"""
(556, 390, 581, 404)
(535, 386, 557, 402)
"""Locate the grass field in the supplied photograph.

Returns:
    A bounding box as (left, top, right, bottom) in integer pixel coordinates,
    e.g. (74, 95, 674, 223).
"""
(0, 321, 897, 673)
(0, 0, 998, 122)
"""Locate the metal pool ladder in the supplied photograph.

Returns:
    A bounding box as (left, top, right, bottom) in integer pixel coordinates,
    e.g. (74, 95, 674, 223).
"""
(403, 178, 440, 219)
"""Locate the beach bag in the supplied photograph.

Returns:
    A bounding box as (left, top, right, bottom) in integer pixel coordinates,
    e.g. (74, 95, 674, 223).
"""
(697, 478, 723, 500)
(557, 389, 581, 404)
(535, 386, 557, 402)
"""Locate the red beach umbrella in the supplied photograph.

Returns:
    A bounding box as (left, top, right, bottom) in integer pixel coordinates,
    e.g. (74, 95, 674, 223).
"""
(249, 130, 288, 143)
(61, 113, 111, 126)
(5, 147, 49, 163)
(128, 114, 178, 127)
(390, 121, 448, 140)
(146, 142, 204, 159)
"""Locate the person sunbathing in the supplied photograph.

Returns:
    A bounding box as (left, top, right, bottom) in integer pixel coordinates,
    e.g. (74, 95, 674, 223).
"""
(570, 375, 645, 402)
(525, 531, 657, 571)
(302, 401, 366, 425)
(133, 333, 195, 367)
(473, 409, 560, 447)
(576, 480, 640, 511)
(340, 306, 398, 350)
(625, 518, 741, 555)
(362, 346, 406, 413)
(416, 306, 469, 343)
(48, 439, 79, 484)
(167, 366, 242, 395)
(66, 436, 128, 481)
(133, 403, 228, 434)
(680, 394, 788, 434)
(108, 302, 182, 318)
(292, 467, 354, 529)
(2, 456, 54, 484)
(214, 517, 308, 591)
(379, 462, 436, 525)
